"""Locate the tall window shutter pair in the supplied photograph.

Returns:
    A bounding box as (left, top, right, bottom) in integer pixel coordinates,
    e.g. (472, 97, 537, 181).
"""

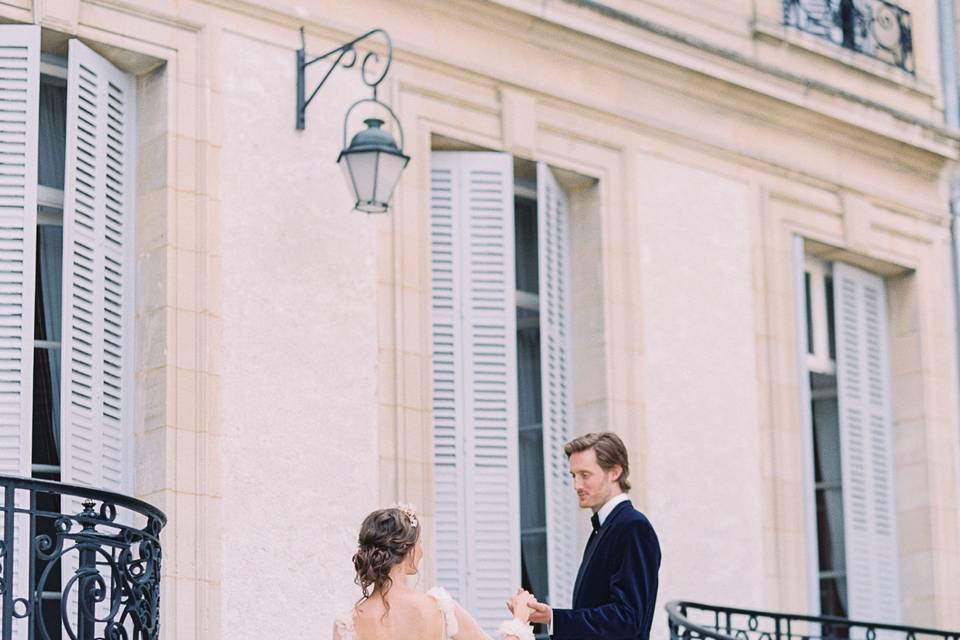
(430, 152, 577, 631)
(795, 239, 902, 622)
(0, 26, 136, 637)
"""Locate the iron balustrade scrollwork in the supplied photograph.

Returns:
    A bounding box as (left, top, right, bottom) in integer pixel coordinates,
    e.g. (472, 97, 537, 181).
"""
(783, 0, 914, 73)
(667, 601, 960, 640)
(0, 475, 166, 640)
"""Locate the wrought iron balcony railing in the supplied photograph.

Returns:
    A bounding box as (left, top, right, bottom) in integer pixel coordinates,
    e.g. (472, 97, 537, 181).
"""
(667, 601, 960, 640)
(783, 0, 914, 73)
(0, 475, 166, 640)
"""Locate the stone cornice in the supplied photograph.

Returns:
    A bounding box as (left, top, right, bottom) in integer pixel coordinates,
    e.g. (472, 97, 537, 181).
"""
(488, 0, 959, 160)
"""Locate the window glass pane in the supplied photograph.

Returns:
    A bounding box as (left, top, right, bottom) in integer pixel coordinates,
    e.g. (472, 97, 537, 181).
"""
(517, 324, 546, 522)
(39, 80, 67, 190)
(518, 456, 549, 620)
(35, 225, 63, 343)
(31, 347, 61, 467)
(825, 275, 836, 360)
(520, 529, 548, 612)
(819, 575, 848, 620)
(811, 375, 841, 485)
(815, 486, 845, 572)
(804, 272, 813, 355)
(517, 308, 547, 615)
(514, 198, 539, 294)
(519, 426, 546, 530)
(517, 324, 542, 427)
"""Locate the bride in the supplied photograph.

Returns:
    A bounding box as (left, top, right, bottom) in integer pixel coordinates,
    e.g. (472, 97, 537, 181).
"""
(333, 504, 536, 640)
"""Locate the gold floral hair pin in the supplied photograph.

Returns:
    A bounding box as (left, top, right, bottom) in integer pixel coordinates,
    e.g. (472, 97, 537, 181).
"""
(390, 502, 419, 528)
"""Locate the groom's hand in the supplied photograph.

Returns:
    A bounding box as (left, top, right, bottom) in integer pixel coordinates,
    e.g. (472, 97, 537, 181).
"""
(528, 601, 552, 625)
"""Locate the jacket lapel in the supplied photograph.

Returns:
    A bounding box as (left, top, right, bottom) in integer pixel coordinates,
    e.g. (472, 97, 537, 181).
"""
(571, 500, 633, 605)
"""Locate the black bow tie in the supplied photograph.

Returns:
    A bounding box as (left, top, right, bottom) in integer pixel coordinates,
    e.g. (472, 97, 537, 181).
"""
(591, 513, 601, 532)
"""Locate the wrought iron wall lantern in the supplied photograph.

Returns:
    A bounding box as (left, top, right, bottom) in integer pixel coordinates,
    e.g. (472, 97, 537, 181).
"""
(296, 27, 410, 214)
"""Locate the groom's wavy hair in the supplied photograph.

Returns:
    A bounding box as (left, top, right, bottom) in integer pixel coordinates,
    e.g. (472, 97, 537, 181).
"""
(564, 431, 631, 492)
(352, 507, 420, 615)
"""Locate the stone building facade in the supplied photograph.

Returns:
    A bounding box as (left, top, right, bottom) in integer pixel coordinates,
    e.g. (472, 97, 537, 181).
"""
(2, 0, 959, 638)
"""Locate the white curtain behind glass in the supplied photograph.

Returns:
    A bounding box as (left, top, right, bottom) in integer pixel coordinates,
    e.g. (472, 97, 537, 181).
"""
(812, 373, 846, 613)
(38, 226, 62, 454)
(38, 79, 66, 456)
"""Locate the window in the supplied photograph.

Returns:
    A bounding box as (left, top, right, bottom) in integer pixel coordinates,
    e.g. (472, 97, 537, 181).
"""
(783, 0, 915, 73)
(0, 25, 137, 639)
(801, 254, 901, 623)
(429, 152, 579, 634)
(514, 189, 548, 615)
(35, 55, 67, 483)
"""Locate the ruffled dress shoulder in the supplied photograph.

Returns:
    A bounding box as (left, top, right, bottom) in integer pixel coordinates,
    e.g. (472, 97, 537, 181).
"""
(333, 609, 357, 640)
(426, 586, 459, 639)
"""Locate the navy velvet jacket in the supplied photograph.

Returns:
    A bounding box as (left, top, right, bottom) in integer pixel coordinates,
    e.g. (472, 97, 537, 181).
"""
(552, 500, 661, 640)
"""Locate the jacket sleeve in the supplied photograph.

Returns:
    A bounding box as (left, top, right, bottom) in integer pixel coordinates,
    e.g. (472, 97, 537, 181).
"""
(551, 521, 660, 640)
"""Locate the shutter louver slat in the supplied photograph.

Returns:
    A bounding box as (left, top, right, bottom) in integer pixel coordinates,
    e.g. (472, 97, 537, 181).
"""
(0, 25, 38, 640)
(60, 39, 136, 633)
(833, 262, 900, 624)
(536, 163, 577, 610)
(431, 152, 519, 634)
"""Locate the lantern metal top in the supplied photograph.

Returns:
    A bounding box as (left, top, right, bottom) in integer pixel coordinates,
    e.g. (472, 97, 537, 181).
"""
(338, 118, 408, 158)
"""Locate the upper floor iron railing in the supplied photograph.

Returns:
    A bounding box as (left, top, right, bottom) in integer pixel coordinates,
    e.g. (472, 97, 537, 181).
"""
(667, 601, 960, 640)
(783, 0, 914, 73)
(0, 475, 166, 640)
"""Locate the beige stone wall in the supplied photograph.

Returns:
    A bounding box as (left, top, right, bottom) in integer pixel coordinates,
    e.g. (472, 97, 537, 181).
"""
(8, 0, 960, 637)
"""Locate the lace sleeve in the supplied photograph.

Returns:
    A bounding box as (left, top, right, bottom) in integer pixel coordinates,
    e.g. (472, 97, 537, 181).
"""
(427, 587, 459, 639)
(333, 610, 356, 640)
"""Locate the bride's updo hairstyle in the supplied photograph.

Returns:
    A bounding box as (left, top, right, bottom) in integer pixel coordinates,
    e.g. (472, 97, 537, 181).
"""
(352, 505, 420, 612)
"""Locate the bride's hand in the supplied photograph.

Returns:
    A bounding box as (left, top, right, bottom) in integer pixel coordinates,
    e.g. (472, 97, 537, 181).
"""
(509, 590, 534, 623)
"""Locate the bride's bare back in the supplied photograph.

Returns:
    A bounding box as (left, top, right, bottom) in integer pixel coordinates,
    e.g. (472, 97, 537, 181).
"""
(350, 591, 445, 640)
(333, 587, 498, 640)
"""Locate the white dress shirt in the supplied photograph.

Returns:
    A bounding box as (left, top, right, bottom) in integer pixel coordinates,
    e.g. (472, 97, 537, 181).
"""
(596, 492, 630, 526)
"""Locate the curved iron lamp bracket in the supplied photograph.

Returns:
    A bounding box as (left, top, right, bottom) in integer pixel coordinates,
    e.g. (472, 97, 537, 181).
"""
(296, 26, 396, 130)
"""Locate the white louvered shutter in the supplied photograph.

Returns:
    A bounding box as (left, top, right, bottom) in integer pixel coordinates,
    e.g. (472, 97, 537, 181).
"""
(833, 262, 901, 623)
(430, 151, 520, 633)
(59, 41, 136, 632)
(536, 162, 577, 609)
(430, 153, 467, 602)
(60, 39, 135, 496)
(0, 24, 39, 640)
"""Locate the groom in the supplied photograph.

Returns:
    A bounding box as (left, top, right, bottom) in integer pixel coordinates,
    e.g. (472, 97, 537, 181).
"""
(522, 432, 661, 640)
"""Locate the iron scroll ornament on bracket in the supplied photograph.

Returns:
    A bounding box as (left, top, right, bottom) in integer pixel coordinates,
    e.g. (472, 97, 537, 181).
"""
(296, 26, 410, 213)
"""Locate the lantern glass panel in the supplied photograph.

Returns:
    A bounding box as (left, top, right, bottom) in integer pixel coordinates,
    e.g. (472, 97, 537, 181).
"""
(374, 152, 409, 205)
(339, 150, 378, 204)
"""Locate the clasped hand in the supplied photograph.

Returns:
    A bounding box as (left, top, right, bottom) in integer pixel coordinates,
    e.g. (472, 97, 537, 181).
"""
(506, 589, 553, 625)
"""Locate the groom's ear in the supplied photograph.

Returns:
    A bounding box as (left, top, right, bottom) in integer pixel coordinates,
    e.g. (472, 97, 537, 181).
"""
(609, 465, 623, 483)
